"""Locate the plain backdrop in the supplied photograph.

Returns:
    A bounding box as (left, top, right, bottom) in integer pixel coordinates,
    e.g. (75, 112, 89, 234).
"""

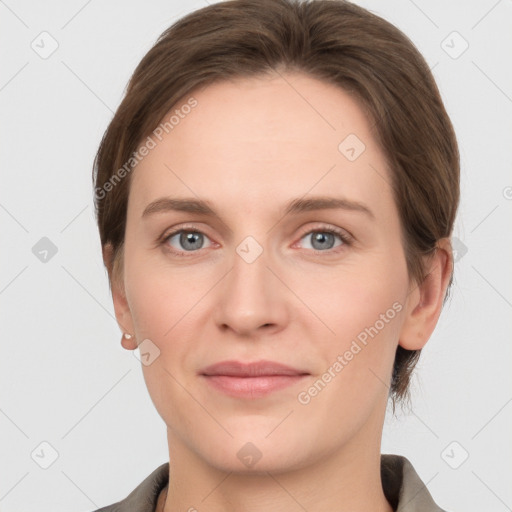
(1, 1, 511, 511)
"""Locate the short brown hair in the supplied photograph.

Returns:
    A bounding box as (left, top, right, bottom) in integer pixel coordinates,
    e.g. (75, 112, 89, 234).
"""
(93, 0, 460, 410)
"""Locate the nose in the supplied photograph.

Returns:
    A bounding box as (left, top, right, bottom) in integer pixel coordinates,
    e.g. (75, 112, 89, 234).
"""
(213, 241, 289, 337)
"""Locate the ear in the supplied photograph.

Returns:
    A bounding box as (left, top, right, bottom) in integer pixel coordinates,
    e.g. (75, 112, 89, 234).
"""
(398, 238, 453, 350)
(103, 243, 137, 350)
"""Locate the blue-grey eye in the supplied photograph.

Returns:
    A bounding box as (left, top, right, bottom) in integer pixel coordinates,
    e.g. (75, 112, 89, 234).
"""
(167, 231, 212, 251)
(300, 230, 344, 251)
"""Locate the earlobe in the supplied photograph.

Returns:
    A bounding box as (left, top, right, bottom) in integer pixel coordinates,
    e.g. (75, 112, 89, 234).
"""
(398, 238, 453, 351)
(121, 333, 138, 351)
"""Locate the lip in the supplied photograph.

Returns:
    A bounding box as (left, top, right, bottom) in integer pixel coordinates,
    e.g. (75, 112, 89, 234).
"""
(199, 360, 310, 399)
(199, 360, 308, 377)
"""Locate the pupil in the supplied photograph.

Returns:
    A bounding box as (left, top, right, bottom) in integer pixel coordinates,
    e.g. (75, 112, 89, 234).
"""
(313, 232, 333, 250)
(182, 232, 202, 251)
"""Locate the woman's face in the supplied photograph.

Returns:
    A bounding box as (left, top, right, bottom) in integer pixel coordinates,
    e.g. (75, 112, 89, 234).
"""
(117, 71, 415, 472)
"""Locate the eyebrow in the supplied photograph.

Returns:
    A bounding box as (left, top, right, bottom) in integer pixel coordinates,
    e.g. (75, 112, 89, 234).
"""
(142, 195, 375, 221)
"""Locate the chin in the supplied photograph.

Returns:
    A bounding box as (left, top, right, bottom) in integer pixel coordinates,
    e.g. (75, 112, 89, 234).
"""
(194, 431, 311, 475)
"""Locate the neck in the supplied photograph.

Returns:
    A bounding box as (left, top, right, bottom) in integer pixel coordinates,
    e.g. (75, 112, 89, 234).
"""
(163, 405, 393, 512)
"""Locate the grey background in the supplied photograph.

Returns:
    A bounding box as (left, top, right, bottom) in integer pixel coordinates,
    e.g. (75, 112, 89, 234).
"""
(1, 0, 511, 511)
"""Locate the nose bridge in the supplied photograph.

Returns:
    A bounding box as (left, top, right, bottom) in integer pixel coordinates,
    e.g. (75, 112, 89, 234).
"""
(215, 233, 286, 332)
(230, 234, 273, 303)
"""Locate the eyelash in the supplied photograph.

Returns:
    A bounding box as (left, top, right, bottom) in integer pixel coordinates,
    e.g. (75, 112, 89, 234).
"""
(159, 224, 353, 258)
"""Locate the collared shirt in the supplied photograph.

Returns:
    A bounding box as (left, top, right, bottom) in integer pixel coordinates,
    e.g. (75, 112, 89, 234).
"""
(94, 454, 447, 512)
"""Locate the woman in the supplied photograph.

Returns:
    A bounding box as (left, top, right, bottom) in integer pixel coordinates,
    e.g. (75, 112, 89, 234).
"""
(92, 0, 459, 510)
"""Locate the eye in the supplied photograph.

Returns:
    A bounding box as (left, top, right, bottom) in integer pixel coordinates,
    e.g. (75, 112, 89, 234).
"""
(162, 228, 213, 255)
(297, 227, 352, 252)
(159, 224, 352, 257)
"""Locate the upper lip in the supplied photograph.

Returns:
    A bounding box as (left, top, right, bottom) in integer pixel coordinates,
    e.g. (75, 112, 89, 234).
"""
(199, 360, 309, 377)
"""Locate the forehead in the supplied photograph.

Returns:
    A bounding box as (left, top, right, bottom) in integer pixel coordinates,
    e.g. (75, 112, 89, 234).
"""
(129, 72, 393, 218)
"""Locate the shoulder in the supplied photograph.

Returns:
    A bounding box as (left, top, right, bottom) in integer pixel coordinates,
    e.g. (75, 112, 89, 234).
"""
(92, 462, 169, 512)
(381, 454, 449, 512)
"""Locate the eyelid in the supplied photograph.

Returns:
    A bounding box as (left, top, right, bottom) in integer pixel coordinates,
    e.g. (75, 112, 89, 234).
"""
(296, 223, 354, 245)
(160, 223, 210, 240)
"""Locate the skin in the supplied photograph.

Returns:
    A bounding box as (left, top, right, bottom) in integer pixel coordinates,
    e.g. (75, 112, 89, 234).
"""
(104, 71, 452, 512)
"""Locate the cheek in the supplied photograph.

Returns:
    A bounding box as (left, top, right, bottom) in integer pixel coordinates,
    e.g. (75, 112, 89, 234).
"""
(124, 249, 201, 339)
(124, 260, 201, 423)
(312, 254, 405, 333)
(306, 255, 408, 386)
(123, 253, 215, 395)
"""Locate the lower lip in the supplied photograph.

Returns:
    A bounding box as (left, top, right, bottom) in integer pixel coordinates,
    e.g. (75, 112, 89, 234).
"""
(201, 375, 308, 399)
